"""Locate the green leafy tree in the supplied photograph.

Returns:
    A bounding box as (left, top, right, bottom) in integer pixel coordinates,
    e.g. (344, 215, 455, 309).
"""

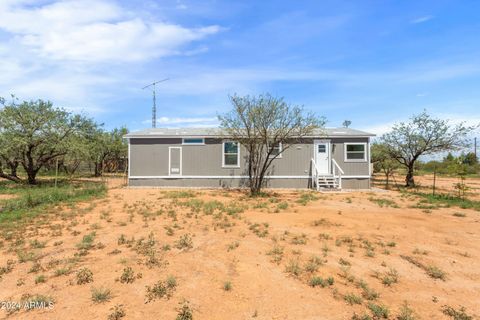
(88, 127, 128, 176)
(462, 152, 478, 166)
(0, 132, 22, 182)
(371, 143, 399, 189)
(219, 93, 324, 195)
(0, 98, 94, 184)
(381, 111, 477, 187)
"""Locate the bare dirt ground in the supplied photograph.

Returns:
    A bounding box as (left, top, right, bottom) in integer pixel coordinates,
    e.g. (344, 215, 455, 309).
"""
(1, 178, 479, 320)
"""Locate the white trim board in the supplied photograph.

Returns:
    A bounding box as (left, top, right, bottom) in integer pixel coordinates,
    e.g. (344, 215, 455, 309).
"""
(129, 175, 371, 179)
(127, 139, 131, 181)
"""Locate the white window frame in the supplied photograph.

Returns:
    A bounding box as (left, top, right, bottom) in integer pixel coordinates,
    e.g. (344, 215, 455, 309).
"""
(344, 142, 367, 162)
(182, 138, 205, 145)
(267, 142, 283, 159)
(222, 141, 240, 168)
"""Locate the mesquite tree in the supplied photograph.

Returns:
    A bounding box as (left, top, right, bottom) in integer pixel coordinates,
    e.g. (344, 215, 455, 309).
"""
(381, 111, 477, 187)
(219, 94, 324, 195)
(371, 142, 399, 189)
(0, 98, 94, 184)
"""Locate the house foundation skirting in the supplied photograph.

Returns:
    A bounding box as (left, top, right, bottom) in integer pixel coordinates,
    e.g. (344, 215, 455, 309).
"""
(128, 176, 370, 189)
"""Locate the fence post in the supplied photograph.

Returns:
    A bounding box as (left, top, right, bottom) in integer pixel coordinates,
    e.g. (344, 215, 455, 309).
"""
(432, 166, 436, 196)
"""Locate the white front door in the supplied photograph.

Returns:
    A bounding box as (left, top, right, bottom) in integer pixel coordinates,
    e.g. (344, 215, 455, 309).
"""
(169, 147, 182, 176)
(315, 142, 330, 174)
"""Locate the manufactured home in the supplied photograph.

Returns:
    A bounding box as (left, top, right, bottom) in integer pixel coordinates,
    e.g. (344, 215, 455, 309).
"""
(125, 128, 375, 190)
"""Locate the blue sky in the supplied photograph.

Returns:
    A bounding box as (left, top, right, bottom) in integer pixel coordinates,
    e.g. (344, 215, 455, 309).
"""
(1, 0, 480, 135)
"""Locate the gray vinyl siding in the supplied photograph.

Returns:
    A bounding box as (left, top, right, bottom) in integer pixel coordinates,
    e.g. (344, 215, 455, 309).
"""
(331, 138, 370, 176)
(130, 138, 314, 177)
(128, 136, 371, 189)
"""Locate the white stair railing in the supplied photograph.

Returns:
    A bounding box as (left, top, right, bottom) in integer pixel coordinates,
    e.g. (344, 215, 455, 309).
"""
(310, 158, 319, 191)
(311, 158, 345, 190)
(331, 158, 344, 189)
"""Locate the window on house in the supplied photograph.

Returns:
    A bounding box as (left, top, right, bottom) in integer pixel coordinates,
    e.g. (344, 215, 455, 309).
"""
(345, 143, 366, 161)
(268, 142, 283, 158)
(223, 141, 239, 167)
(182, 138, 205, 145)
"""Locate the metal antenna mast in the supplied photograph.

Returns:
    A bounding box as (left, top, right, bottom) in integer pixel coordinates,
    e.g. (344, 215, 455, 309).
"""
(142, 78, 169, 128)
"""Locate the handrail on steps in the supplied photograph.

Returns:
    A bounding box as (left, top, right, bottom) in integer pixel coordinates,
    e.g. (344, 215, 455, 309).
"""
(311, 158, 344, 190)
(310, 158, 319, 191)
(331, 158, 344, 189)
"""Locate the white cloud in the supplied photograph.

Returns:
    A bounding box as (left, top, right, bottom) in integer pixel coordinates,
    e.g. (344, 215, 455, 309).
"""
(0, 0, 221, 114)
(410, 15, 434, 24)
(0, 0, 221, 63)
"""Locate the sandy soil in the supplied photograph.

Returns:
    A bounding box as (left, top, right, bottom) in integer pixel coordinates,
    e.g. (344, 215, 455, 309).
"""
(0, 178, 479, 320)
(0, 195, 16, 201)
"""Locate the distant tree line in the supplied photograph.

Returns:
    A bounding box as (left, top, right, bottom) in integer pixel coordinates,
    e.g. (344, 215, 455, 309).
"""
(372, 111, 478, 188)
(417, 152, 479, 175)
(0, 97, 128, 185)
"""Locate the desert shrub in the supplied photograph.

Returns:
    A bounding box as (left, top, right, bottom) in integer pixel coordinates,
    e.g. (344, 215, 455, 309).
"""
(426, 265, 446, 280)
(17, 250, 36, 263)
(285, 259, 302, 277)
(344, 293, 362, 305)
(30, 239, 46, 249)
(76, 232, 96, 251)
(441, 305, 472, 320)
(382, 268, 399, 286)
(368, 303, 390, 319)
(223, 281, 232, 291)
(35, 275, 46, 284)
(249, 223, 269, 237)
(175, 234, 193, 250)
(304, 256, 323, 272)
(351, 313, 372, 320)
(291, 233, 308, 245)
(357, 280, 379, 300)
(176, 301, 193, 320)
(91, 286, 112, 303)
(119, 267, 136, 284)
(368, 197, 399, 208)
(145, 277, 177, 303)
(396, 301, 416, 320)
(54, 267, 71, 277)
(227, 241, 240, 251)
(309, 276, 333, 288)
(452, 212, 466, 217)
(296, 192, 318, 205)
(0, 260, 15, 278)
(164, 190, 196, 199)
(267, 244, 284, 264)
(108, 304, 126, 320)
(76, 267, 93, 285)
(276, 202, 289, 211)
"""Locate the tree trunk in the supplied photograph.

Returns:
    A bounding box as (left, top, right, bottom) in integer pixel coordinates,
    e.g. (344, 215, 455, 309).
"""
(0, 171, 22, 183)
(405, 164, 415, 187)
(10, 164, 18, 178)
(26, 169, 38, 185)
(94, 162, 103, 177)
